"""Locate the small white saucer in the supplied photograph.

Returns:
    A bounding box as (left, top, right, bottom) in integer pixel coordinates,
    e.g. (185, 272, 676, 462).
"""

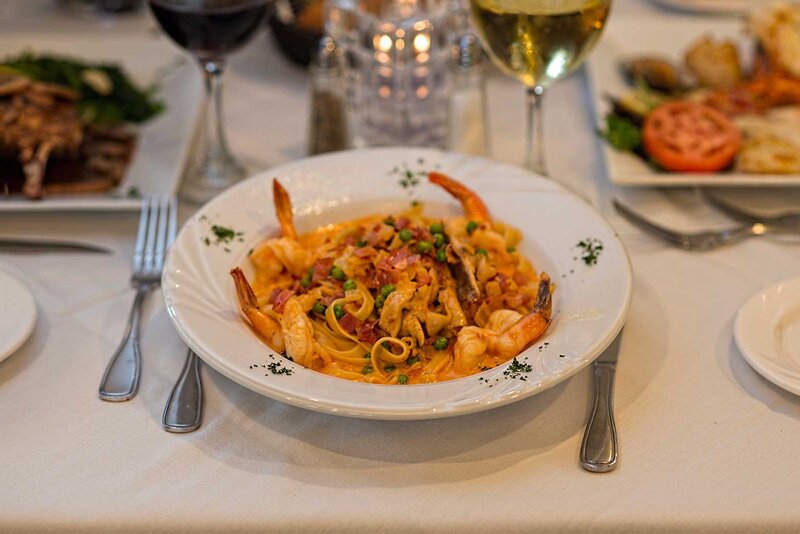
(735, 277, 800, 396)
(0, 270, 36, 363)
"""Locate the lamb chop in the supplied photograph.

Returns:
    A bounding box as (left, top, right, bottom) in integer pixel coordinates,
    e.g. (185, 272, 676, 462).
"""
(0, 74, 83, 198)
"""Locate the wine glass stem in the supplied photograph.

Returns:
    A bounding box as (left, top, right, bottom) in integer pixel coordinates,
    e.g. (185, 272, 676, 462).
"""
(525, 86, 547, 176)
(199, 59, 239, 176)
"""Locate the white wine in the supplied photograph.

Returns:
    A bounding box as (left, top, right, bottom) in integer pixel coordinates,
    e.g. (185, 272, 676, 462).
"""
(470, 0, 611, 88)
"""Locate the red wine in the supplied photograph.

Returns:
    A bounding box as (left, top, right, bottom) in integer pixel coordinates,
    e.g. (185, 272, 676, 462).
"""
(149, 0, 268, 59)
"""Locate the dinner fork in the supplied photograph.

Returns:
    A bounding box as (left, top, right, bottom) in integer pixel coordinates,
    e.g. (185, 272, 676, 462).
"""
(99, 196, 177, 401)
(702, 191, 800, 233)
(613, 198, 770, 251)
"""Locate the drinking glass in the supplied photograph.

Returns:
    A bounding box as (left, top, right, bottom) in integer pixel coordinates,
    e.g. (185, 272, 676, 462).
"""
(469, 0, 611, 175)
(149, 0, 269, 203)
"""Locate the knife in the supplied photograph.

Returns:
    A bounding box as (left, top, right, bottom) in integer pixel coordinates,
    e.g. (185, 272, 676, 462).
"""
(580, 332, 622, 473)
(0, 238, 112, 254)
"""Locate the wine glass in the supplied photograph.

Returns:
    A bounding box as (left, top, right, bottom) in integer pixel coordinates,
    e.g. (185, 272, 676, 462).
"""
(149, 0, 269, 203)
(469, 0, 611, 175)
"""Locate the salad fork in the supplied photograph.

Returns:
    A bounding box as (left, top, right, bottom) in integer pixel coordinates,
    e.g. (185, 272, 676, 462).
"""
(613, 199, 771, 251)
(99, 196, 177, 401)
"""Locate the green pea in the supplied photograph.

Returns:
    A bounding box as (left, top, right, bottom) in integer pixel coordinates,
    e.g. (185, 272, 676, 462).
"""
(343, 279, 357, 291)
(416, 240, 432, 253)
(433, 233, 445, 248)
(406, 356, 420, 365)
(380, 284, 395, 298)
(375, 294, 386, 308)
(299, 275, 311, 288)
(466, 220, 478, 234)
(506, 246, 516, 253)
(436, 249, 447, 263)
(398, 374, 409, 384)
(383, 217, 395, 227)
(330, 266, 345, 280)
(312, 301, 326, 315)
(430, 222, 444, 234)
(433, 337, 449, 351)
(362, 365, 373, 375)
(363, 352, 371, 359)
(476, 248, 488, 257)
(384, 365, 396, 372)
(398, 229, 413, 242)
(333, 303, 345, 319)
(356, 239, 367, 248)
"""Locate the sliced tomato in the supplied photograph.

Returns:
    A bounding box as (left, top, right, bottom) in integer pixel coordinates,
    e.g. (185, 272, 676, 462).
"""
(643, 101, 741, 172)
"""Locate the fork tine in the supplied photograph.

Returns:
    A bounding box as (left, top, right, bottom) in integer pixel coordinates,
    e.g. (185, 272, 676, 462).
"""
(132, 197, 151, 273)
(613, 199, 687, 247)
(154, 196, 170, 272)
(143, 196, 159, 274)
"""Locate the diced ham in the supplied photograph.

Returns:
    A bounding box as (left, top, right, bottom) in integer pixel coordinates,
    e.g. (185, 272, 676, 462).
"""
(354, 246, 377, 258)
(338, 312, 362, 334)
(312, 258, 334, 282)
(395, 217, 410, 230)
(270, 288, 295, 313)
(496, 273, 510, 291)
(320, 289, 345, 306)
(513, 272, 530, 286)
(356, 320, 380, 344)
(417, 271, 432, 286)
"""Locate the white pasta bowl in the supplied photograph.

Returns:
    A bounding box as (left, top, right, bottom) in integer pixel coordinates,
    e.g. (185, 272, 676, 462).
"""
(162, 148, 632, 420)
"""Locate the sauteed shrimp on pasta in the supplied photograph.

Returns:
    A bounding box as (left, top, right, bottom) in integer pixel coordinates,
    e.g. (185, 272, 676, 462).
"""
(230, 173, 553, 384)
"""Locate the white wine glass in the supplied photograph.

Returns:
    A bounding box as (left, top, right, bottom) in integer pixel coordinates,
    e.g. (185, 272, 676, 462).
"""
(469, 0, 611, 175)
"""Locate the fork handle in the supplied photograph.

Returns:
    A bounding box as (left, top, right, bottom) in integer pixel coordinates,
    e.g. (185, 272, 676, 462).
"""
(99, 284, 150, 401)
(581, 362, 618, 472)
(162, 350, 203, 433)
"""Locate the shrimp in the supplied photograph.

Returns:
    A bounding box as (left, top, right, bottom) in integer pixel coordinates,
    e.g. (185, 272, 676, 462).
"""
(249, 179, 309, 277)
(230, 267, 286, 352)
(453, 273, 552, 372)
(280, 298, 315, 367)
(428, 172, 490, 223)
(273, 179, 298, 240)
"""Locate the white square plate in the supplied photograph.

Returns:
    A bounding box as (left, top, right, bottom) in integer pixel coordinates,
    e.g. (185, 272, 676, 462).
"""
(0, 32, 201, 211)
(586, 14, 800, 187)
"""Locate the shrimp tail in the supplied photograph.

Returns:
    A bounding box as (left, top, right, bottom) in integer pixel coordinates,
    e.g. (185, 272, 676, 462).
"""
(533, 272, 552, 320)
(230, 267, 286, 352)
(273, 178, 298, 240)
(428, 172, 491, 223)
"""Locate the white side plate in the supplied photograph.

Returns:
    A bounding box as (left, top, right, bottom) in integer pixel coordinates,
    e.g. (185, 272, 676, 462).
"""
(0, 270, 36, 363)
(735, 276, 800, 396)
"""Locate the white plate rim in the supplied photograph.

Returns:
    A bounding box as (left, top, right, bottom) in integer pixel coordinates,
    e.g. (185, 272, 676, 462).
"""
(0, 270, 37, 363)
(162, 147, 633, 420)
(734, 276, 800, 396)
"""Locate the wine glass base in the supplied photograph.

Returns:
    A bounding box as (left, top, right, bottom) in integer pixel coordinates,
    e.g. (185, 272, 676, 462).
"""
(179, 155, 252, 204)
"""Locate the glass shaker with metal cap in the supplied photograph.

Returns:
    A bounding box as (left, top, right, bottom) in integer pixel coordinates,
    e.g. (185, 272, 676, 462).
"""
(308, 36, 350, 155)
(448, 33, 490, 156)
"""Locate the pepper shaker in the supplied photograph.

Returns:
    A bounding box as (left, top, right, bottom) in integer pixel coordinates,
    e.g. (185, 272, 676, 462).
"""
(308, 37, 350, 155)
(448, 33, 490, 156)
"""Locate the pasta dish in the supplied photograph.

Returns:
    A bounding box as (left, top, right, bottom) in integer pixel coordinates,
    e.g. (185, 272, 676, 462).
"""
(230, 172, 552, 384)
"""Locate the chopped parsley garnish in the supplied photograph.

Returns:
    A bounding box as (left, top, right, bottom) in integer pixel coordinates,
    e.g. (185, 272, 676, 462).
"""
(398, 374, 409, 384)
(362, 365, 373, 375)
(503, 357, 533, 380)
(211, 225, 236, 241)
(476, 248, 488, 257)
(576, 238, 604, 266)
(406, 356, 420, 365)
(601, 113, 642, 152)
(384, 365, 396, 372)
(266, 361, 293, 375)
(506, 246, 516, 253)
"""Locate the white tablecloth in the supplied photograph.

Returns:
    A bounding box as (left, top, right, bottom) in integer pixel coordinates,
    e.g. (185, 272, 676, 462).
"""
(2, 1, 800, 532)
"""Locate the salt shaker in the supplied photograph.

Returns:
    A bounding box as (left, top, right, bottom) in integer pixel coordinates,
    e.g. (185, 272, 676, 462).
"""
(308, 37, 350, 155)
(448, 33, 490, 156)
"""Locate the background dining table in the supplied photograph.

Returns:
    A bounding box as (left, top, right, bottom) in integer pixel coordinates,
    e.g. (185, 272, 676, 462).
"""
(2, 0, 800, 531)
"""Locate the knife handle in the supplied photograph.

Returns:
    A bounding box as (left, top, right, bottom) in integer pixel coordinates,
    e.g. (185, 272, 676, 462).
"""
(580, 362, 618, 473)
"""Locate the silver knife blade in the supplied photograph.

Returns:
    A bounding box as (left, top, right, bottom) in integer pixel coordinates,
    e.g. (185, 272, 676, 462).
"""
(0, 238, 112, 254)
(596, 330, 623, 364)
